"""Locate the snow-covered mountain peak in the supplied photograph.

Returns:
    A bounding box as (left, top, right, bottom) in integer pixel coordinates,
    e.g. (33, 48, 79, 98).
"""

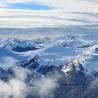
(0, 38, 33, 47)
(61, 57, 84, 75)
(62, 45, 98, 76)
(0, 38, 39, 52)
(54, 34, 93, 49)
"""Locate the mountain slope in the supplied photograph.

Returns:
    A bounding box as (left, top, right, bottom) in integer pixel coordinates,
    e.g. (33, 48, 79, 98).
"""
(0, 33, 97, 98)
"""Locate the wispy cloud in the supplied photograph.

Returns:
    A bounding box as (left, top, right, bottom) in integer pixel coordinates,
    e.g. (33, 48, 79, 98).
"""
(0, 67, 29, 98)
(0, 67, 61, 98)
(0, 9, 98, 28)
(0, 0, 98, 28)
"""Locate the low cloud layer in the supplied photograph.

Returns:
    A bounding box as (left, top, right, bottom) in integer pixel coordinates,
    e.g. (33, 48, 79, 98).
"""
(30, 72, 61, 98)
(0, 67, 29, 98)
(0, 67, 61, 98)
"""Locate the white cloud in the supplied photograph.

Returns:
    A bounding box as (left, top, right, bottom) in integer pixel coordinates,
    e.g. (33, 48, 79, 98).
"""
(0, 56, 18, 68)
(0, 8, 98, 28)
(0, 79, 28, 98)
(0, 67, 29, 98)
(0, 0, 98, 27)
(0, 2, 7, 8)
(31, 0, 98, 12)
(31, 77, 58, 97)
(30, 72, 61, 98)
(0, 67, 61, 98)
(1, 0, 31, 3)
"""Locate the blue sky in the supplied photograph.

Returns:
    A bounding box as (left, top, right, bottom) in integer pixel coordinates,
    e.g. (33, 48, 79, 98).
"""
(0, 0, 53, 10)
(8, 3, 52, 10)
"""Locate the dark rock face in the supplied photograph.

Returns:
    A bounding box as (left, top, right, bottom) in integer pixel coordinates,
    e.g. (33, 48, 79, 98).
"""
(0, 67, 11, 80)
(18, 55, 40, 70)
(37, 65, 62, 75)
(54, 71, 93, 98)
(95, 48, 98, 54)
(12, 46, 37, 52)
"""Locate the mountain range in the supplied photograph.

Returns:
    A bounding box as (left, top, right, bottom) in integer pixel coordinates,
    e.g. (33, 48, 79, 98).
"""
(0, 33, 98, 98)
